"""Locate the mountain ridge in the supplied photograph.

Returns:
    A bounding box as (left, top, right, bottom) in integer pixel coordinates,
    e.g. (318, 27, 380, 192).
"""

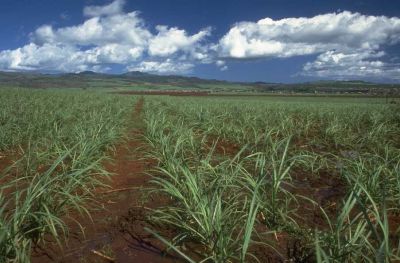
(0, 71, 399, 95)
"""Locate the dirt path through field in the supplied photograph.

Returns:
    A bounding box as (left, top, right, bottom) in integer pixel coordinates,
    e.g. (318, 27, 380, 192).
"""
(32, 97, 181, 263)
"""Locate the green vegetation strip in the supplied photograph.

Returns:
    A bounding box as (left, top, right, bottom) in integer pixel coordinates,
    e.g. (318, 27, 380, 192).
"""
(142, 95, 400, 262)
(0, 89, 136, 262)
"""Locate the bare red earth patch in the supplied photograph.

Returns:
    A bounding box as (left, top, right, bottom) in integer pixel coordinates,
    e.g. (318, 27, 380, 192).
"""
(0, 152, 13, 173)
(116, 90, 210, 96)
(204, 135, 242, 157)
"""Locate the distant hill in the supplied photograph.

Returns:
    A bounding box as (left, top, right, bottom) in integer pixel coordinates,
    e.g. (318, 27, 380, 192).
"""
(121, 71, 228, 86)
(0, 71, 228, 89)
(0, 71, 399, 95)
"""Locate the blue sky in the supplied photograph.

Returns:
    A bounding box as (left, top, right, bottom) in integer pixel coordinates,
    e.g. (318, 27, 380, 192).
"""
(0, 0, 399, 83)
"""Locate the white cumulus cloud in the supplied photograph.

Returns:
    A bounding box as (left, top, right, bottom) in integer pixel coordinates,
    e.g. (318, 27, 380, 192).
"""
(0, 0, 211, 74)
(0, 43, 106, 72)
(127, 59, 194, 74)
(302, 50, 400, 80)
(215, 60, 228, 71)
(33, 12, 151, 47)
(83, 0, 125, 17)
(1, 4, 400, 80)
(218, 11, 400, 79)
(149, 26, 211, 57)
(218, 11, 400, 59)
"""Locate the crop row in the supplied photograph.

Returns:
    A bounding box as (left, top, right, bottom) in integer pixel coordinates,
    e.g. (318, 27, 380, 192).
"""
(0, 89, 136, 262)
(142, 96, 400, 262)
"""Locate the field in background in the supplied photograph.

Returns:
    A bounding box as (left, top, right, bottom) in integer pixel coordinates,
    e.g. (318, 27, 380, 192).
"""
(0, 88, 399, 262)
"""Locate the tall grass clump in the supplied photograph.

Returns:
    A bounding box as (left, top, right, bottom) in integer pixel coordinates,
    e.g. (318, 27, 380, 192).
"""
(143, 105, 271, 262)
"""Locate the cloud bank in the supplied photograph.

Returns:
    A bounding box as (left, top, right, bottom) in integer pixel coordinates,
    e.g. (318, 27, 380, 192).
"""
(0, 1, 210, 73)
(0, 1, 399, 80)
(218, 11, 400, 80)
(218, 12, 400, 58)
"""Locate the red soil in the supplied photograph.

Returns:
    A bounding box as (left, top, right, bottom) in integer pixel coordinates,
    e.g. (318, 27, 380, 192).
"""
(27, 97, 399, 262)
(31, 98, 182, 263)
(114, 90, 272, 97)
(0, 152, 13, 173)
(116, 90, 210, 96)
(204, 135, 242, 157)
(0, 152, 19, 195)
